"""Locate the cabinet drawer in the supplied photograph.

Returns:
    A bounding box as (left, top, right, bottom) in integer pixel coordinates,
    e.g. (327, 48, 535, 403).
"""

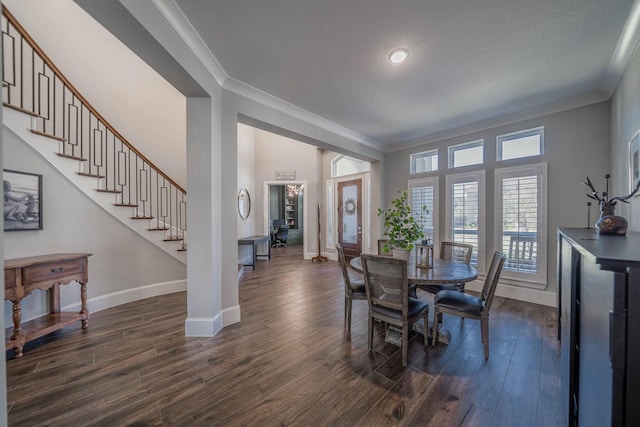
(23, 259, 84, 286)
(5, 269, 16, 290)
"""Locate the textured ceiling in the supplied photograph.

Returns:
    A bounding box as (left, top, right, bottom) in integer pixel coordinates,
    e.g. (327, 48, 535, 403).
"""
(173, 0, 634, 147)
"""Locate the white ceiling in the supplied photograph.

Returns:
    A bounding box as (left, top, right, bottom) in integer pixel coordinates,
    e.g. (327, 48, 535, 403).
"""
(82, 0, 638, 150)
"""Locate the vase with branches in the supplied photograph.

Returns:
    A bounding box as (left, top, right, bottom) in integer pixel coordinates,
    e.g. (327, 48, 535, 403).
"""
(584, 174, 640, 235)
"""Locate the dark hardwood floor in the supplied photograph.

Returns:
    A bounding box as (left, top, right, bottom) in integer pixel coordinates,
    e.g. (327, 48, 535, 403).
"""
(6, 245, 562, 426)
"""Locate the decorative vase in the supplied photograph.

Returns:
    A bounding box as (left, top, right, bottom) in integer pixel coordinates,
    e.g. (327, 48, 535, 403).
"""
(595, 202, 628, 235)
(392, 248, 411, 260)
(595, 214, 628, 235)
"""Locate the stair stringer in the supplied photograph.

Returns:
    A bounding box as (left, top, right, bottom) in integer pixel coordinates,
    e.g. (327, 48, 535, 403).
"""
(4, 106, 187, 264)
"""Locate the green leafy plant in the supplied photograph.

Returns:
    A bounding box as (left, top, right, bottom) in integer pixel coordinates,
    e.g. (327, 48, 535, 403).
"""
(377, 190, 428, 251)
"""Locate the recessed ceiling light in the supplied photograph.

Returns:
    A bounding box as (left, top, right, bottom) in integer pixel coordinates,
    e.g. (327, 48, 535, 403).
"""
(389, 48, 409, 64)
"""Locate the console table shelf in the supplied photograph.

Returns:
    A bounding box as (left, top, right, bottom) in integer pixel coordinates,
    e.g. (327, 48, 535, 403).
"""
(4, 253, 92, 358)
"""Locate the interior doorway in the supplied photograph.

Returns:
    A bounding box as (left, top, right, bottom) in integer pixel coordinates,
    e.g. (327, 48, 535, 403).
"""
(266, 183, 305, 247)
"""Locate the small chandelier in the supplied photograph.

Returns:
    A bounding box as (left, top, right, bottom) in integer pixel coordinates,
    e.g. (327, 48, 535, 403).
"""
(287, 184, 304, 197)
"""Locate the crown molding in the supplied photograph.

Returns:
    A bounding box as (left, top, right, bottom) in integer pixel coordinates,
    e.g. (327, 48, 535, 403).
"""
(387, 91, 609, 153)
(602, 0, 640, 95)
(223, 77, 384, 152)
(146, 0, 227, 87)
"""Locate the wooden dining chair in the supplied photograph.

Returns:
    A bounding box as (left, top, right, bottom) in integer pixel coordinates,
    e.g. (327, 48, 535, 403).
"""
(360, 254, 430, 367)
(419, 241, 474, 295)
(377, 239, 391, 255)
(432, 251, 506, 361)
(336, 244, 367, 330)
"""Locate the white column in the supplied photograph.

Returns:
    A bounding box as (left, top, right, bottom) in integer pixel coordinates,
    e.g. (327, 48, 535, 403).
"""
(185, 96, 223, 336)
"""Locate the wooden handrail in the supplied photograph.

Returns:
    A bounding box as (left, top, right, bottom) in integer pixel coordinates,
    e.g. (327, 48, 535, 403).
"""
(2, 6, 186, 194)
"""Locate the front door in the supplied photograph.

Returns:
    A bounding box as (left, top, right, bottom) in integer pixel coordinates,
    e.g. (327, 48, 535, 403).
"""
(338, 179, 362, 260)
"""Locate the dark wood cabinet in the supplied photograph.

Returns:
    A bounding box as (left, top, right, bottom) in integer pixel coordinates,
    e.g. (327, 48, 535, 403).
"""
(558, 228, 640, 426)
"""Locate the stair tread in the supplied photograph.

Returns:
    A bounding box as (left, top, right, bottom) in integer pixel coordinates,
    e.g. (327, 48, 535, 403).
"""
(114, 203, 138, 207)
(132, 216, 154, 220)
(96, 189, 121, 194)
(3, 102, 40, 117)
(77, 172, 105, 178)
(148, 227, 170, 231)
(57, 153, 87, 161)
(163, 237, 183, 242)
(32, 129, 66, 142)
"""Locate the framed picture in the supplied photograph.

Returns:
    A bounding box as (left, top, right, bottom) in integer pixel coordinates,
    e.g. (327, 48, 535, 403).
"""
(631, 132, 640, 195)
(3, 169, 42, 231)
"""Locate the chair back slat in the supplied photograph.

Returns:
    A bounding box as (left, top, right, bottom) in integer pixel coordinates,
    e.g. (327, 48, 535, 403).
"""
(481, 252, 507, 310)
(440, 241, 473, 264)
(377, 239, 391, 255)
(361, 254, 408, 312)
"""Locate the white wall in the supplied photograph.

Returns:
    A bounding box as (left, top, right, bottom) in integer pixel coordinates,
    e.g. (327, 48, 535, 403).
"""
(385, 101, 611, 305)
(611, 38, 640, 232)
(254, 128, 321, 257)
(4, 0, 187, 187)
(3, 127, 187, 325)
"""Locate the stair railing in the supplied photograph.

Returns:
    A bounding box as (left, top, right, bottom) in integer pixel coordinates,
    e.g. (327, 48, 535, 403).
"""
(1, 7, 187, 250)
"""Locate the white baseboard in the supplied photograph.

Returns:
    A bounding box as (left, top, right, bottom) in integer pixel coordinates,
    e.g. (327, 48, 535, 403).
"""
(465, 280, 557, 307)
(185, 313, 223, 337)
(223, 304, 241, 326)
(62, 279, 187, 314)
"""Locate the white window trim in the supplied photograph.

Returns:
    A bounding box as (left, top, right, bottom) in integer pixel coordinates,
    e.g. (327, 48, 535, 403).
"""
(410, 149, 438, 174)
(365, 173, 372, 254)
(493, 163, 548, 288)
(408, 177, 439, 249)
(331, 154, 371, 177)
(448, 139, 484, 169)
(496, 126, 544, 161)
(325, 179, 335, 252)
(445, 170, 486, 274)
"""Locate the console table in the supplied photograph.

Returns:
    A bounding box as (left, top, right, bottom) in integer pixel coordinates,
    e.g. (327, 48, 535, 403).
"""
(238, 235, 271, 270)
(4, 253, 92, 357)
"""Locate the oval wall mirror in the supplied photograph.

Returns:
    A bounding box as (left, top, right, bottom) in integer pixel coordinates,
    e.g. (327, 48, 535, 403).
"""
(238, 188, 251, 220)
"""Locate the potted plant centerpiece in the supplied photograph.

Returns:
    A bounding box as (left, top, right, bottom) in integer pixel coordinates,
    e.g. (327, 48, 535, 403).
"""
(377, 190, 428, 260)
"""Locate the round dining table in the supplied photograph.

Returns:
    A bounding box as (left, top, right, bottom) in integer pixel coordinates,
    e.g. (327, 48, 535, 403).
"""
(349, 256, 478, 290)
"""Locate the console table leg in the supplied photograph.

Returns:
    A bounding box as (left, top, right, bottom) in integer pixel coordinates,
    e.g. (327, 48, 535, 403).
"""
(80, 282, 89, 328)
(11, 301, 25, 357)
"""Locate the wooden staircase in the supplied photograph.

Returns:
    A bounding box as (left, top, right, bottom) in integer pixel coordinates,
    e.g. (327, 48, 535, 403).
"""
(1, 7, 187, 260)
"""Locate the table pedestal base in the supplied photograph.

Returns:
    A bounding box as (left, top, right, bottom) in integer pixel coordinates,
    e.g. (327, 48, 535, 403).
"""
(384, 319, 450, 346)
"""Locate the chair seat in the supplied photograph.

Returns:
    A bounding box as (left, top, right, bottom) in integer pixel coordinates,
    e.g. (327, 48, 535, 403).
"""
(434, 290, 484, 316)
(371, 297, 429, 321)
(350, 278, 366, 295)
(419, 282, 464, 294)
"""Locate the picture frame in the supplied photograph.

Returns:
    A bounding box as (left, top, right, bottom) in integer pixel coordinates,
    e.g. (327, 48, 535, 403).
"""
(3, 169, 43, 231)
(631, 132, 640, 196)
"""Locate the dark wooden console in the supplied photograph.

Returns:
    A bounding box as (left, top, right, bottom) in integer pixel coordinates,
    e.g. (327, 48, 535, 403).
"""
(558, 228, 640, 426)
(4, 253, 92, 357)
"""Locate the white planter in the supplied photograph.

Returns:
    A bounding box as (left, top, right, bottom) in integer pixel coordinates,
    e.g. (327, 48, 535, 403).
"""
(392, 248, 411, 260)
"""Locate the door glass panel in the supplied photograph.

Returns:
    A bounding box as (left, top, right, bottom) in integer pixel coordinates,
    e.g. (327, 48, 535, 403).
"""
(342, 184, 358, 244)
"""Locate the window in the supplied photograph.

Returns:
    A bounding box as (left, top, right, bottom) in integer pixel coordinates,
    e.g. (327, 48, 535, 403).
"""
(497, 127, 543, 161)
(494, 163, 547, 286)
(331, 155, 370, 177)
(448, 140, 484, 168)
(408, 177, 439, 246)
(410, 149, 438, 174)
(445, 171, 485, 271)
